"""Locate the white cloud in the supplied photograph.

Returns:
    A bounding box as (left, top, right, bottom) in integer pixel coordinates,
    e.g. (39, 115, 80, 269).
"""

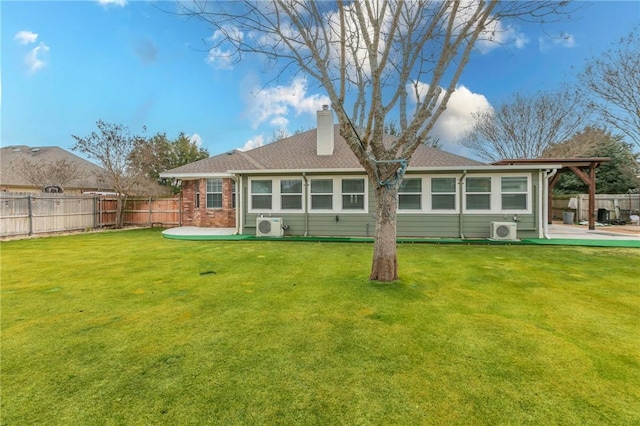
(206, 47, 234, 70)
(475, 21, 529, 54)
(25, 42, 50, 75)
(408, 82, 492, 151)
(430, 86, 493, 148)
(245, 77, 330, 130)
(97, 0, 127, 6)
(539, 33, 576, 52)
(189, 133, 203, 147)
(240, 134, 265, 151)
(15, 30, 38, 45)
(206, 26, 243, 70)
(270, 116, 289, 128)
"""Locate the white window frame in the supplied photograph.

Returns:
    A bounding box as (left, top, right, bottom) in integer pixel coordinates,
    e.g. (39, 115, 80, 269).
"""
(501, 176, 529, 211)
(206, 178, 223, 209)
(397, 177, 423, 211)
(309, 178, 334, 211)
(341, 178, 367, 211)
(395, 175, 460, 213)
(280, 179, 304, 210)
(464, 176, 492, 212)
(463, 174, 532, 214)
(249, 177, 305, 213)
(427, 176, 458, 213)
(249, 179, 274, 212)
(304, 176, 369, 214)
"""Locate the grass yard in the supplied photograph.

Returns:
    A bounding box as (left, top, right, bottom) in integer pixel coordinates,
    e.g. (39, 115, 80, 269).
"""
(1, 228, 638, 425)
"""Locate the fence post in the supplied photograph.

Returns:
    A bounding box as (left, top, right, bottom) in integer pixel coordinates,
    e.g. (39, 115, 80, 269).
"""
(93, 196, 98, 229)
(28, 195, 33, 236)
(149, 196, 152, 227)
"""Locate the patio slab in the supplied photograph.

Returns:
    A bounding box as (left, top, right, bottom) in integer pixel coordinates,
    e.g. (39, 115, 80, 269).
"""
(161, 224, 639, 248)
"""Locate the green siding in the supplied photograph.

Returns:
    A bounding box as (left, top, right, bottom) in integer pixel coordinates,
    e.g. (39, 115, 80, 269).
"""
(239, 171, 544, 239)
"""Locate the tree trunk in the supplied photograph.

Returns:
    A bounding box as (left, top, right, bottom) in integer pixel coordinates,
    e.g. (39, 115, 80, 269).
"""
(370, 184, 398, 281)
(115, 195, 127, 229)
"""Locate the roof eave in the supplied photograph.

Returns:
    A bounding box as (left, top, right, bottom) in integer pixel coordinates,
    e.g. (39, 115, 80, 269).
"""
(160, 164, 563, 178)
(158, 172, 235, 179)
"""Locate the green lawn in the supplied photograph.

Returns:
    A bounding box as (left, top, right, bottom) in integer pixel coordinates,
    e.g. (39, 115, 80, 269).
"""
(1, 229, 638, 425)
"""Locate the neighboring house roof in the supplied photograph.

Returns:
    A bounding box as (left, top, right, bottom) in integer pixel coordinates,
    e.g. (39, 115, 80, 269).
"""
(0, 145, 110, 190)
(162, 125, 485, 178)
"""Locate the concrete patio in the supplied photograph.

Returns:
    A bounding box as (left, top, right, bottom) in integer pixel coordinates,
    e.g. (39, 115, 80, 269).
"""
(162, 223, 640, 243)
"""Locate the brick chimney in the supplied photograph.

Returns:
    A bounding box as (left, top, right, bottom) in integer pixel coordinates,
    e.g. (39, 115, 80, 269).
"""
(316, 105, 334, 156)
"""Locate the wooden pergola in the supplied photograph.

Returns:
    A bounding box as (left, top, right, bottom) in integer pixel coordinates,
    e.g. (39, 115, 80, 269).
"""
(493, 158, 610, 230)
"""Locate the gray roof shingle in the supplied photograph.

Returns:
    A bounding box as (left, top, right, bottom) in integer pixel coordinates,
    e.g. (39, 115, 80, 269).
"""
(163, 125, 483, 176)
(0, 145, 109, 189)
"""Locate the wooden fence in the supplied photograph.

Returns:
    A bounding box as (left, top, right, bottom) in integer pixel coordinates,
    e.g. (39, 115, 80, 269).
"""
(0, 193, 181, 238)
(552, 193, 640, 222)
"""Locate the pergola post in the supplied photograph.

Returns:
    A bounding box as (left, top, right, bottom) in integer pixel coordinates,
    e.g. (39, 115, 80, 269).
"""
(568, 164, 599, 231)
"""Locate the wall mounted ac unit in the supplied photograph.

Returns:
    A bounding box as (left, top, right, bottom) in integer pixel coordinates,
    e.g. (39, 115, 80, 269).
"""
(490, 222, 518, 241)
(256, 217, 284, 237)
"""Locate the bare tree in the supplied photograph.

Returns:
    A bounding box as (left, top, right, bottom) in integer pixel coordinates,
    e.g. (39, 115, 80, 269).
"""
(13, 158, 86, 192)
(461, 89, 588, 162)
(72, 121, 150, 228)
(579, 29, 640, 150)
(270, 128, 291, 142)
(543, 126, 608, 158)
(179, 0, 571, 281)
(551, 127, 639, 194)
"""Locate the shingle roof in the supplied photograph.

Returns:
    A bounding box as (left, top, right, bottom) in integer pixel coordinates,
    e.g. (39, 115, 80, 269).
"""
(163, 125, 483, 176)
(0, 145, 109, 189)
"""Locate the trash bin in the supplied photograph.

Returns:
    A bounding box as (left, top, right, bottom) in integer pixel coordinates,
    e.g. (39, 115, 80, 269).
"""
(562, 211, 575, 224)
(597, 208, 608, 224)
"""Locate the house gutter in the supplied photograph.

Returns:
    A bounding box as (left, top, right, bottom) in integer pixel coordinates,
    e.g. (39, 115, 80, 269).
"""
(543, 169, 558, 239)
(458, 170, 468, 239)
(227, 164, 564, 175)
(302, 172, 309, 236)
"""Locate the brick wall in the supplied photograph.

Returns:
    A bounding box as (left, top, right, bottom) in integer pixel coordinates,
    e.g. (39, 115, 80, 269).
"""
(181, 178, 236, 227)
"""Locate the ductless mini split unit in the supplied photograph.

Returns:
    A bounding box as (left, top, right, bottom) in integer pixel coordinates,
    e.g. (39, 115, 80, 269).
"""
(256, 217, 284, 237)
(490, 222, 518, 241)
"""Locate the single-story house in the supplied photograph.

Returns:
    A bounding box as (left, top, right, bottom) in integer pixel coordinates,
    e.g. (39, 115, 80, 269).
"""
(0, 145, 111, 194)
(160, 108, 563, 240)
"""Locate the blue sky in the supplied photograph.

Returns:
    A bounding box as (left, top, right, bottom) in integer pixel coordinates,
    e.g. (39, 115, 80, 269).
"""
(2, 1, 639, 160)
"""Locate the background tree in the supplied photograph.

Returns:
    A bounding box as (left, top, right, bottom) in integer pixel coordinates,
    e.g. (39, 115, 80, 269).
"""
(179, 0, 571, 281)
(461, 89, 588, 162)
(72, 120, 153, 228)
(13, 158, 85, 192)
(579, 29, 640, 151)
(131, 132, 209, 193)
(552, 128, 639, 194)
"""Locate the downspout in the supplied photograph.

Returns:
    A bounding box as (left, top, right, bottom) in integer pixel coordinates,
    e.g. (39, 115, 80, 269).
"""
(302, 172, 309, 236)
(235, 174, 242, 235)
(458, 170, 467, 239)
(543, 169, 558, 239)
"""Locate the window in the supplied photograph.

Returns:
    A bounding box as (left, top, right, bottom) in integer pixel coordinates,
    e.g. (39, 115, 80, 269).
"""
(251, 180, 272, 210)
(399, 178, 422, 210)
(466, 177, 491, 210)
(501, 176, 528, 210)
(231, 180, 236, 208)
(311, 179, 333, 210)
(194, 180, 200, 208)
(206, 178, 223, 209)
(281, 179, 303, 210)
(431, 177, 456, 210)
(342, 179, 365, 210)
